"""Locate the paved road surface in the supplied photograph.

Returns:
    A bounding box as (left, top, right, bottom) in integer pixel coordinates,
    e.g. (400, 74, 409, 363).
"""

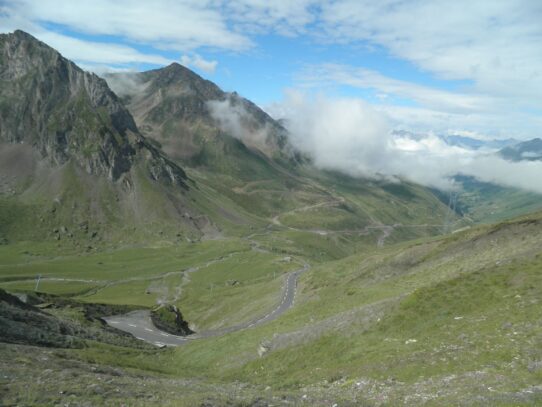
(103, 263, 309, 347)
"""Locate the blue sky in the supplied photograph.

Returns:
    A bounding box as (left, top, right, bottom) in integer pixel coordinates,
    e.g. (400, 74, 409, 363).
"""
(2, 0, 542, 140)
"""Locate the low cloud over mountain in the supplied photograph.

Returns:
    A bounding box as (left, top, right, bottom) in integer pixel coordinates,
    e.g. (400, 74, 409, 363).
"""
(270, 91, 542, 194)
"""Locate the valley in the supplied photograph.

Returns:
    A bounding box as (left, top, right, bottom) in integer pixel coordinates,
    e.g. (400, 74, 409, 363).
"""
(1, 29, 541, 407)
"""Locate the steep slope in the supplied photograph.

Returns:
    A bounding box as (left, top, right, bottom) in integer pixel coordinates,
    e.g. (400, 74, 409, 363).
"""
(165, 210, 542, 405)
(0, 30, 185, 185)
(0, 31, 218, 245)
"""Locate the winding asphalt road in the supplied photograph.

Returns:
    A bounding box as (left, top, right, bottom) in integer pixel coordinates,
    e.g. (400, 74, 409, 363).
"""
(103, 263, 309, 347)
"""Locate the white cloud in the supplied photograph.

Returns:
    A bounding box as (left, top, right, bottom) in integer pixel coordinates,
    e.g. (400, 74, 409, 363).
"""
(0, 5, 173, 69)
(180, 54, 217, 74)
(207, 97, 275, 154)
(38, 31, 172, 66)
(298, 63, 499, 113)
(224, 1, 316, 36)
(376, 104, 542, 140)
(4, 0, 251, 51)
(103, 72, 148, 97)
(297, 62, 542, 139)
(269, 90, 393, 179)
(319, 1, 542, 104)
(0, 0, 319, 58)
(269, 91, 542, 194)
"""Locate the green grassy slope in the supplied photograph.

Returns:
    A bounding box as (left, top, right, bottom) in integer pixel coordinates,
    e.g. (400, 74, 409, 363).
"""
(156, 211, 541, 404)
(452, 176, 542, 224)
(0, 237, 298, 331)
(1, 211, 541, 405)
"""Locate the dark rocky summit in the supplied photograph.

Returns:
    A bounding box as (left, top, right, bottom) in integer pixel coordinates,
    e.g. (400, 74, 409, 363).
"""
(0, 30, 186, 185)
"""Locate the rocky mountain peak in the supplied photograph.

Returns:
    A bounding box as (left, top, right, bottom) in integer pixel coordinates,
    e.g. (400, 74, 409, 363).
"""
(0, 30, 186, 185)
(106, 62, 293, 163)
(138, 62, 224, 101)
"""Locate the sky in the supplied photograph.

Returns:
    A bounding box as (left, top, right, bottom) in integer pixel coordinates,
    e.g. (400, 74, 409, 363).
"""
(2, 0, 542, 139)
(2, 0, 542, 192)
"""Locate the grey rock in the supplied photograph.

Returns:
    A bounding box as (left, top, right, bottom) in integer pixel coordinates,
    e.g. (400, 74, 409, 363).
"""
(0, 30, 188, 187)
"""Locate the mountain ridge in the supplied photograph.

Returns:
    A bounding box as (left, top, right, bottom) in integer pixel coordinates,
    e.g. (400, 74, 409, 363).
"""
(0, 30, 187, 186)
(0, 30, 486, 250)
(105, 63, 292, 164)
(0, 30, 230, 245)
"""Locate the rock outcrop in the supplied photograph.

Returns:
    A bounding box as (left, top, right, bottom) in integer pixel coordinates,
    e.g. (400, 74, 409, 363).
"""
(150, 304, 194, 336)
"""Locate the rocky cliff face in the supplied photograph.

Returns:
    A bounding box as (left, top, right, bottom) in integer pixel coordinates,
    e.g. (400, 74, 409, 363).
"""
(0, 30, 185, 185)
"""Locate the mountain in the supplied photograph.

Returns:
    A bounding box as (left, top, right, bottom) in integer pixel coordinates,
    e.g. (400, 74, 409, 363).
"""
(0, 30, 220, 245)
(499, 138, 542, 161)
(105, 65, 292, 165)
(1, 30, 542, 406)
(0, 30, 186, 185)
(3, 30, 540, 252)
(0, 30, 460, 251)
(105, 65, 464, 246)
(393, 130, 518, 150)
(441, 134, 517, 150)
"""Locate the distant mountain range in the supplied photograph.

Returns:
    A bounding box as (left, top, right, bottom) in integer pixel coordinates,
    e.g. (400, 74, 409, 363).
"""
(440, 134, 542, 161)
(439, 133, 542, 162)
(440, 134, 518, 150)
(392, 129, 519, 150)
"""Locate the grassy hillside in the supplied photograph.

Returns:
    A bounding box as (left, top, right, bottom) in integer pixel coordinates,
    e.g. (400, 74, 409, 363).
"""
(448, 176, 542, 224)
(1, 211, 541, 405)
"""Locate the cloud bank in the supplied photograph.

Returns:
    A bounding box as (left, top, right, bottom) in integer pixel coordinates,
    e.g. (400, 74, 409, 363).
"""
(269, 91, 542, 194)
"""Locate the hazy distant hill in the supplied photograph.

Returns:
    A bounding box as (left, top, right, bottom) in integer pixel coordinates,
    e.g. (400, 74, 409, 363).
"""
(500, 138, 542, 161)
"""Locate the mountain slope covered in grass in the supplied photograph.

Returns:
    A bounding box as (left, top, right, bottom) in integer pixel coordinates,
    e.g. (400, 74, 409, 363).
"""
(0, 31, 222, 245)
(105, 63, 464, 245)
(1, 208, 541, 405)
(448, 175, 542, 224)
(0, 30, 464, 251)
